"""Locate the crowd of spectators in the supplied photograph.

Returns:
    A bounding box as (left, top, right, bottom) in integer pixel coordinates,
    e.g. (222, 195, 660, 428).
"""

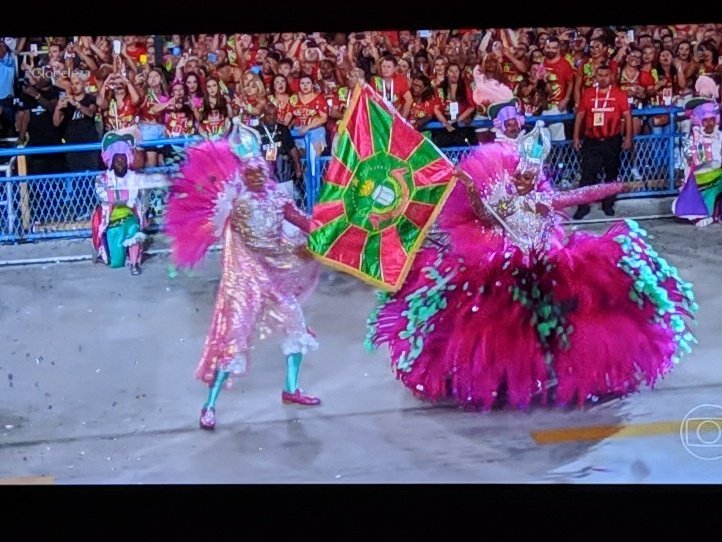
(1, 24, 721, 178)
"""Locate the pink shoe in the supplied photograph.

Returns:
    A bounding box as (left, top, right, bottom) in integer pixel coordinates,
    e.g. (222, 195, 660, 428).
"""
(199, 407, 216, 430)
(282, 389, 321, 406)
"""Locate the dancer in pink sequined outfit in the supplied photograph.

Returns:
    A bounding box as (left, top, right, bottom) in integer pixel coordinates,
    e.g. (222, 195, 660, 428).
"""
(164, 121, 322, 430)
(366, 122, 698, 410)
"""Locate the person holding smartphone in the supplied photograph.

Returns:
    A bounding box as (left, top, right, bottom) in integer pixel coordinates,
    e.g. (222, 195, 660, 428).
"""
(52, 72, 101, 219)
(152, 81, 196, 138)
(85, 37, 113, 67)
(97, 72, 141, 133)
(500, 42, 529, 95)
(137, 67, 169, 167)
(16, 70, 65, 176)
(565, 34, 588, 71)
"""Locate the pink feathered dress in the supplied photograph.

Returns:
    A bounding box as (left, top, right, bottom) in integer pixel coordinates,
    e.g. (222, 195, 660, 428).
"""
(365, 144, 698, 409)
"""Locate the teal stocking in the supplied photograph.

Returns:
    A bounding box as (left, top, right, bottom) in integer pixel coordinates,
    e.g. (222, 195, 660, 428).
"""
(203, 370, 229, 409)
(284, 353, 303, 393)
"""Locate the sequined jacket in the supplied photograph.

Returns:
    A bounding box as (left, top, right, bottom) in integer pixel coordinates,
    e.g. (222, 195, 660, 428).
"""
(464, 179, 624, 253)
(228, 184, 310, 254)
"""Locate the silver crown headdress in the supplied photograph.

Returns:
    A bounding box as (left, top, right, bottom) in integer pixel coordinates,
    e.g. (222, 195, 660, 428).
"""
(516, 120, 551, 173)
(228, 117, 262, 159)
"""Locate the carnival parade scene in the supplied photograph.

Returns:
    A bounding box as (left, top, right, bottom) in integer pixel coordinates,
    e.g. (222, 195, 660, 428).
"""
(0, 22, 721, 484)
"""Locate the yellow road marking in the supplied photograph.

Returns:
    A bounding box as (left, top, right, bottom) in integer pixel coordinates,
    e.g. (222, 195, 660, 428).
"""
(0, 475, 55, 485)
(532, 419, 715, 445)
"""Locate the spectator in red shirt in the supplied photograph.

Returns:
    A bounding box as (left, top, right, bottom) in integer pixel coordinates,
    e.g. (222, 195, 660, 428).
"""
(541, 36, 576, 141)
(260, 56, 277, 92)
(499, 42, 529, 95)
(566, 34, 588, 71)
(162, 81, 197, 138)
(97, 72, 141, 133)
(137, 67, 169, 167)
(318, 59, 341, 97)
(371, 55, 413, 117)
(397, 57, 412, 82)
(407, 74, 440, 131)
(184, 72, 205, 111)
(290, 75, 327, 131)
(290, 74, 328, 158)
(236, 33, 257, 65)
(199, 76, 233, 139)
(430, 55, 449, 89)
(574, 37, 618, 108)
(618, 48, 655, 178)
(641, 45, 658, 76)
(123, 35, 146, 64)
(413, 52, 432, 78)
(516, 69, 548, 116)
(300, 59, 320, 81)
(254, 47, 270, 68)
(278, 58, 300, 93)
(234, 74, 267, 128)
(432, 63, 476, 147)
(277, 32, 303, 61)
(383, 31, 400, 50)
(268, 74, 293, 126)
(648, 50, 686, 133)
(572, 65, 632, 218)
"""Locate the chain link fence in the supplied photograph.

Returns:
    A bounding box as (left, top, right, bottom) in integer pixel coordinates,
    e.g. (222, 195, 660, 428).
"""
(0, 108, 685, 243)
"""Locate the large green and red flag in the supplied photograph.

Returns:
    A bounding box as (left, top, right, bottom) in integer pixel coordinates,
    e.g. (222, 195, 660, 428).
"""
(308, 83, 458, 292)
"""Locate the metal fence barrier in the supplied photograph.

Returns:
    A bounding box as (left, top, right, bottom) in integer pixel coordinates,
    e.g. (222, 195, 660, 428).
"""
(0, 107, 684, 244)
